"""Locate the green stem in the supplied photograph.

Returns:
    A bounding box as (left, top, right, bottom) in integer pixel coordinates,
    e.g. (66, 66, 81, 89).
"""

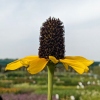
(47, 62, 55, 100)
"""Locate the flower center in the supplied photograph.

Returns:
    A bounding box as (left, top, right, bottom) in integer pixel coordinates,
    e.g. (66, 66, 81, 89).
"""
(38, 17, 65, 60)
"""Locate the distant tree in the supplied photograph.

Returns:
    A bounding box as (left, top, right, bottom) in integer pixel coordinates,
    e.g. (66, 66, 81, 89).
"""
(0, 65, 2, 72)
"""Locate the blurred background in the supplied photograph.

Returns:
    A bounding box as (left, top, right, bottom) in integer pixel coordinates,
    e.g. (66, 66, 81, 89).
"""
(0, 0, 100, 100)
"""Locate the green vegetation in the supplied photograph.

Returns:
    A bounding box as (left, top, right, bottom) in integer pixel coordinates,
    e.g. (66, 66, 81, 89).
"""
(0, 65, 100, 100)
(0, 59, 100, 100)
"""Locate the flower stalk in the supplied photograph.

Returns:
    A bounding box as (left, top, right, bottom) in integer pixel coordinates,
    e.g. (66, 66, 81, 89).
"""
(47, 62, 55, 100)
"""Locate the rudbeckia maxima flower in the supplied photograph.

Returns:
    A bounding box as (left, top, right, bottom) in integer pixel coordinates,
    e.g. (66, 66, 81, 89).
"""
(5, 56, 93, 74)
(5, 17, 93, 74)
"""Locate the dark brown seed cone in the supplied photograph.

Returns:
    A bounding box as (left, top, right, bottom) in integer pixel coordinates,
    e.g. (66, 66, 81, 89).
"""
(38, 17, 65, 60)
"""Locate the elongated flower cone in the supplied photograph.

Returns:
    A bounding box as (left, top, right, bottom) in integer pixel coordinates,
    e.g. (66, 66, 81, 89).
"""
(38, 17, 65, 59)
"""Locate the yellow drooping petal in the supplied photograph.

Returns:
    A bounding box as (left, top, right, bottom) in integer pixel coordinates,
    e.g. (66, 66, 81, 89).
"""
(20, 56, 38, 66)
(5, 56, 38, 71)
(49, 56, 59, 64)
(65, 56, 93, 66)
(5, 59, 24, 70)
(60, 56, 93, 74)
(27, 57, 48, 74)
(60, 59, 86, 74)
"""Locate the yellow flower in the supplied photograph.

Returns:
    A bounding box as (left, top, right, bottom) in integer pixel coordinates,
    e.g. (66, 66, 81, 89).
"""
(5, 55, 93, 74)
(5, 17, 93, 75)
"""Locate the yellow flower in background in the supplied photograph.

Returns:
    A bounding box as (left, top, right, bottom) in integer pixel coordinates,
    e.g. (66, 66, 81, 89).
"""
(5, 55, 93, 74)
(5, 17, 93, 74)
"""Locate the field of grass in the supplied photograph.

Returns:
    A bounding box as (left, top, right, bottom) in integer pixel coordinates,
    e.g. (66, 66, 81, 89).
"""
(0, 67, 100, 100)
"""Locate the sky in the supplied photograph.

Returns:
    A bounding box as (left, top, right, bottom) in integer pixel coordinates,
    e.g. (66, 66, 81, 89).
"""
(0, 0, 100, 61)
